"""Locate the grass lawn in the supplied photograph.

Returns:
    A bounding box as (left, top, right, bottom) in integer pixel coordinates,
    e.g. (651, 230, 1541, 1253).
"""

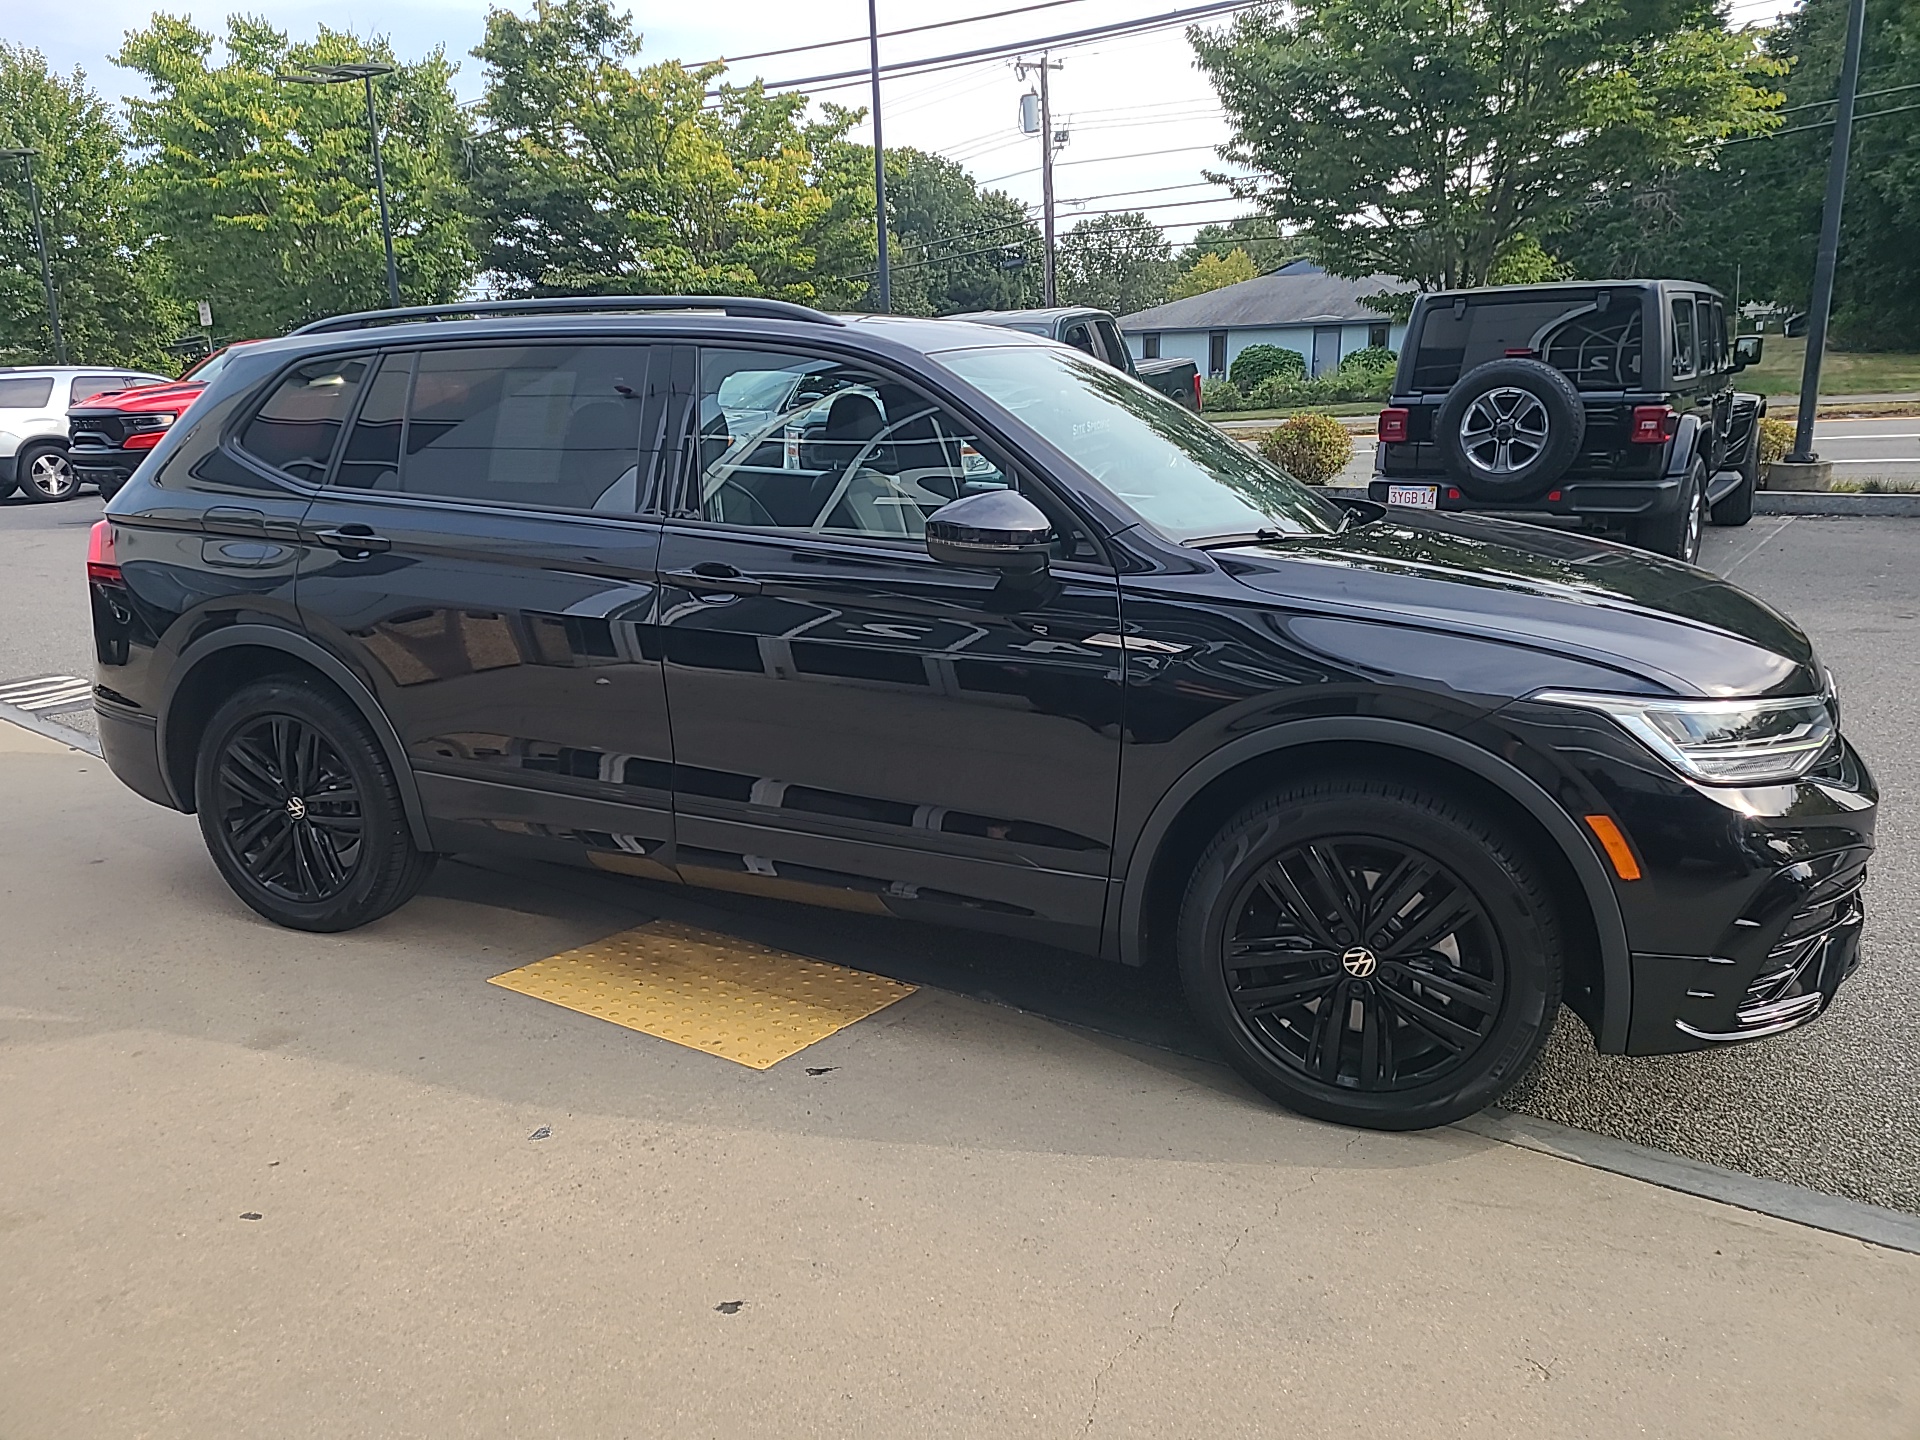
(1210, 401, 1382, 423)
(1742, 335, 1920, 397)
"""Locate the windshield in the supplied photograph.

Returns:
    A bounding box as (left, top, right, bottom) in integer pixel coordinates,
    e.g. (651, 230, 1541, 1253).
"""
(938, 345, 1343, 542)
(180, 345, 243, 384)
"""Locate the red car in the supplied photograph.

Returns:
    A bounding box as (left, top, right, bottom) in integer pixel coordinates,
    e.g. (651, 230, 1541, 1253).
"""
(68, 342, 258, 499)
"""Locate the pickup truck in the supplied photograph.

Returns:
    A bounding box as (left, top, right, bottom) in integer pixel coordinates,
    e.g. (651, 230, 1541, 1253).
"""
(947, 306, 1203, 410)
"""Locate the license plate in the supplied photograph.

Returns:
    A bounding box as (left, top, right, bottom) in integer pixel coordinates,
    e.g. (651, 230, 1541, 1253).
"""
(1386, 484, 1438, 510)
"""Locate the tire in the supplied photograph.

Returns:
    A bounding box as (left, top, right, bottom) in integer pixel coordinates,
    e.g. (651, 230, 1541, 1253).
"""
(194, 678, 435, 932)
(1708, 439, 1758, 527)
(1627, 458, 1707, 562)
(96, 471, 128, 502)
(1176, 773, 1563, 1131)
(15, 442, 78, 503)
(1435, 358, 1586, 500)
(0, 476, 16, 501)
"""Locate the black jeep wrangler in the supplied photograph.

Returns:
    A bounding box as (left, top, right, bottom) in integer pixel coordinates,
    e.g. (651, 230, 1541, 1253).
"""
(1368, 281, 1766, 562)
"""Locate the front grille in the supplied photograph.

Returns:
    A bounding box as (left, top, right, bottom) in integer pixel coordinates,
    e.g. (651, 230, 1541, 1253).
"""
(69, 414, 129, 448)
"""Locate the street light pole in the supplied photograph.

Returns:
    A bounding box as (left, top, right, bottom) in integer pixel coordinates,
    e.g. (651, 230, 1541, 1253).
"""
(279, 62, 401, 309)
(1787, 0, 1869, 464)
(867, 0, 890, 313)
(1, 147, 67, 364)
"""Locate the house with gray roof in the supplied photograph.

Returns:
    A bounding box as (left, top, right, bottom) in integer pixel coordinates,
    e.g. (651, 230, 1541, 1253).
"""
(1117, 260, 1413, 380)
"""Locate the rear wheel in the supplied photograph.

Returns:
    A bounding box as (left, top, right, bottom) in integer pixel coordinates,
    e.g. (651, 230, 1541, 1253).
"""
(1176, 774, 1563, 1130)
(1628, 458, 1706, 562)
(16, 443, 77, 503)
(194, 678, 435, 931)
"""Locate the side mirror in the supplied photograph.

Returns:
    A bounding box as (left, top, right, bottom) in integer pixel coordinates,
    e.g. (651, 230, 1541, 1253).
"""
(1733, 334, 1763, 371)
(925, 489, 1053, 575)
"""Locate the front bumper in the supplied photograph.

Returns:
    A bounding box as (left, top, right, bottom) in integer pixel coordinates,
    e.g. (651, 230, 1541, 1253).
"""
(68, 444, 140, 491)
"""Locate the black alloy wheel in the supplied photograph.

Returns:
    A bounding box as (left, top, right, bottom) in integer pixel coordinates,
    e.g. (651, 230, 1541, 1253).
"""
(1435, 358, 1585, 500)
(196, 679, 435, 931)
(1178, 775, 1562, 1130)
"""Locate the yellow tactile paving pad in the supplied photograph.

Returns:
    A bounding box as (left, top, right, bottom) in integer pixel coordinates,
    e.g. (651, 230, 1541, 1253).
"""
(487, 920, 916, 1069)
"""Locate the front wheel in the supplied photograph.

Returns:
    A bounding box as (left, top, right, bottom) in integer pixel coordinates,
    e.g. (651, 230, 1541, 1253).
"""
(16, 443, 78, 502)
(1176, 774, 1563, 1130)
(1709, 440, 1758, 528)
(195, 678, 435, 931)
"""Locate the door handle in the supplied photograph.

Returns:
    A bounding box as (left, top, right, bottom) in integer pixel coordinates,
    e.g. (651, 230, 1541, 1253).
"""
(663, 564, 762, 596)
(309, 525, 391, 556)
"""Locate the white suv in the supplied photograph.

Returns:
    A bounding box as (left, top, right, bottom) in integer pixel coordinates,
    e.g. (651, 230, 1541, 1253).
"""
(0, 365, 169, 503)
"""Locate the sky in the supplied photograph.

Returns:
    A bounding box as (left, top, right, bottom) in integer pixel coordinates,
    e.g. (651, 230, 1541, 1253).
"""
(11, 0, 1797, 247)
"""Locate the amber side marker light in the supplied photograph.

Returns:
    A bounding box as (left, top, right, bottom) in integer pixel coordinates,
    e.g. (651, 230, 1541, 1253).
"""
(1584, 814, 1642, 881)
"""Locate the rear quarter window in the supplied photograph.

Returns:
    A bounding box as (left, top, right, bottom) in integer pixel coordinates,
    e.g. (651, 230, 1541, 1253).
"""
(1409, 294, 1646, 392)
(0, 377, 55, 408)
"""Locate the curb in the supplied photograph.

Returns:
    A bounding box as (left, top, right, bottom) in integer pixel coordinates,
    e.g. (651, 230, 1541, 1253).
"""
(1460, 1109, 1920, 1256)
(0, 701, 102, 757)
(1321, 486, 1920, 518)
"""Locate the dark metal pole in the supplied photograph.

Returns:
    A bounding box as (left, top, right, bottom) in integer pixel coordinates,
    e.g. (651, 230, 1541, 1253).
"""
(1787, 0, 1868, 463)
(363, 72, 401, 308)
(868, 0, 890, 312)
(19, 154, 67, 364)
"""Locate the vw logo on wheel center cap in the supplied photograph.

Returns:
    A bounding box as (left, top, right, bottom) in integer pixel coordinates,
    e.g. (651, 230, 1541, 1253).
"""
(1341, 945, 1378, 978)
(285, 796, 308, 820)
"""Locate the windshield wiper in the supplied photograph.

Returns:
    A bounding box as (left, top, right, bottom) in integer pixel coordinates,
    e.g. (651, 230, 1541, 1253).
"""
(1186, 528, 1291, 550)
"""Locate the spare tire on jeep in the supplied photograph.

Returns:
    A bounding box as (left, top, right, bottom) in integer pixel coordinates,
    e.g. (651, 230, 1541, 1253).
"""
(1436, 357, 1585, 500)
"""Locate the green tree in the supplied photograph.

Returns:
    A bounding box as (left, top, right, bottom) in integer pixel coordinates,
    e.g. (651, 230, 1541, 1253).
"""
(117, 18, 475, 337)
(1192, 0, 1784, 289)
(1057, 211, 1173, 316)
(874, 147, 1040, 315)
(0, 45, 185, 367)
(470, 0, 867, 304)
(1169, 247, 1259, 299)
(1177, 214, 1296, 272)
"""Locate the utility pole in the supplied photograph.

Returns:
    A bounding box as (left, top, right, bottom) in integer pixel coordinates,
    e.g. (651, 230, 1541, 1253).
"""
(0, 147, 67, 363)
(1017, 54, 1064, 306)
(1787, 0, 1868, 464)
(868, 0, 890, 312)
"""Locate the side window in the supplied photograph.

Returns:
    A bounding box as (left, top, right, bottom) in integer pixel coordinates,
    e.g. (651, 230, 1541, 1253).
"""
(332, 344, 650, 511)
(684, 348, 1098, 561)
(1707, 300, 1727, 370)
(70, 375, 125, 405)
(1670, 298, 1697, 380)
(1062, 322, 1097, 357)
(237, 354, 371, 483)
(1093, 319, 1128, 369)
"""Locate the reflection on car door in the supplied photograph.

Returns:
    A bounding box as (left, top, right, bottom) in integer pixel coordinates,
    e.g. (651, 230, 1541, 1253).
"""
(654, 345, 1125, 951)
(296, 341, 680, 878)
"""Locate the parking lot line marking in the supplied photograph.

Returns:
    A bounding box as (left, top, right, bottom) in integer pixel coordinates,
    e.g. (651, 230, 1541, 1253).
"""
(487, 920, 916, 1069)
(0, 674, 93, 713)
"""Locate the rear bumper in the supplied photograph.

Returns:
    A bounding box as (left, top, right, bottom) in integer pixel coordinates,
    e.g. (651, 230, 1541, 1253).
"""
(96, 702, 179, 811)
(1369, 475, 1685, 519)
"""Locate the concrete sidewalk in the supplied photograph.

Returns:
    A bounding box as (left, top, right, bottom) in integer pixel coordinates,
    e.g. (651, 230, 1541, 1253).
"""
(3, 725, 1917, 1438)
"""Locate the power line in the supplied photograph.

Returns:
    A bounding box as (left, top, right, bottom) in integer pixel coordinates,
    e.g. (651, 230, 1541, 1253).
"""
(718, 0, 1260, 97)
(1776, 80, 1920, 116)
(978, 142, 1226, 185)
(687, 0, 1109, 68)
(1723, 98, 1920, 143)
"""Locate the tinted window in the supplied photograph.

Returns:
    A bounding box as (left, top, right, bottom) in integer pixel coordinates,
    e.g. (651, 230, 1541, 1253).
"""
(69, 375, 129, 405)
(1062, 322, 1097, 357)
(687, 347, 1097, 559)
(334, 344, 650, 512)
(1141, 332, 1160, 359)
(1093, 319, 1128, 368)
(1671, 298, 1697, 379)
(0, 377, 54, 408)
(1411, 294, 1645, 391)
(940, 344, 1343, 543)
(237, 355, 371, 482)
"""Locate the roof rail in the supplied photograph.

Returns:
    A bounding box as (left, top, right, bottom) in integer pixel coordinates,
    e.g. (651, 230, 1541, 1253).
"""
(290, 295, 845, 336)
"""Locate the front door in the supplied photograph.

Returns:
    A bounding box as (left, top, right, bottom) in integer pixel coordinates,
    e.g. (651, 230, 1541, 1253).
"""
(653, 345, 1124, 950)
(296, 340, 679, 877)
(1312, 326, 1342, 377)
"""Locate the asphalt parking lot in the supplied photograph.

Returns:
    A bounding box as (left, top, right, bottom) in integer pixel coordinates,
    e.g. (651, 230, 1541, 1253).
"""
(0, 493, 1915, 1214)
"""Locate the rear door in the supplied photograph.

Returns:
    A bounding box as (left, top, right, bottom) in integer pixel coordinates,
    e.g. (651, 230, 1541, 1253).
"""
(295, 339, 679, 874)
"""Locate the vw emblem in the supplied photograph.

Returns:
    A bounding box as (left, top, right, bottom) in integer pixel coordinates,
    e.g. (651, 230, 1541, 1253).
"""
(285, 796, 308, 820)
(1341, 945, 1378, 978)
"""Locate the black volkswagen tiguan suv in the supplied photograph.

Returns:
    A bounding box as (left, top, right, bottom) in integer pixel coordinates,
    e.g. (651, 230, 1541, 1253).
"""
(88, 297, 1875, 1130)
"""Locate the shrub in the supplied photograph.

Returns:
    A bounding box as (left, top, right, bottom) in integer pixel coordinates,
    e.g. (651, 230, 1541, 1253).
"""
(1199, 377, 1244, 412)
(1229, 344, 1305, 392)
(1258, 413, 1354, 485)
(1757, 416, 1794, 466)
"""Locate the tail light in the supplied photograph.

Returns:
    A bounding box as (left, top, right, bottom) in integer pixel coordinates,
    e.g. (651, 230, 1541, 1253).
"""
(1629, 405, 1678, 444)
(1377, 407, 1410, 444)
(87, 520, 122, 585)
(1193, 373, 1204, 412)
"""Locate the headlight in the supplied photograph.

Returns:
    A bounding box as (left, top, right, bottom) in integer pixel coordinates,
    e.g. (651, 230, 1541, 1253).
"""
(1534, 690, 1836, 785)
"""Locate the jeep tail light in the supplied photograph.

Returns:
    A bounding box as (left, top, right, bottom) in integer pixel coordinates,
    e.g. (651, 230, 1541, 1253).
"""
(1193, 373, 1204, 412)
(1377, 407, 1410, 444)
(87, 520, 122, 585)
(1630, 405, 1678, 444)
